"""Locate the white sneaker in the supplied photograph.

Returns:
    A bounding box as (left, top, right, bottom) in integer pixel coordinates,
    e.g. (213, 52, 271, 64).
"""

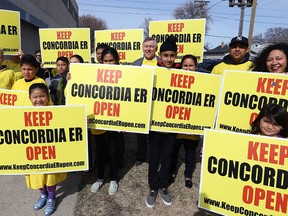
(91, 179, 103, 193)
(108, 181, 118, 195)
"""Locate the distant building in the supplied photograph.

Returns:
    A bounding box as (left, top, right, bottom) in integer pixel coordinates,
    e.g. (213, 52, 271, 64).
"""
(0, 0, 78, 55)
(204, 42, 229, 60)
(249, 43, 270, 61)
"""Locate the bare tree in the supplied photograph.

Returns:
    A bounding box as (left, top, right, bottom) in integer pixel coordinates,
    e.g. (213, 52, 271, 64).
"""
(253, 27, 288, 44)
(252, 34, 266, 44)
(264, 27, 288, 43)
(140, 17, 153, 38)
(173, 0, 212, 32)
(79, 14, 108, 52)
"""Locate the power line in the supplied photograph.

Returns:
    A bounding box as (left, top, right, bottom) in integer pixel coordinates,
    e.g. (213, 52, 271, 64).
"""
(81, 9, 171, 16)
(206, 34, 234, 39)
(212, 11, 288, 19)
(213, 15, 288, 26)
(79, 3, 175, 12)
(80, 7, 288, 26)
(212, 17, 262, 34)
(79, 0, 181, 6)
(79, 2, 288, 20)
(206, 0, 224, 10)
(257, 0, 280, 7)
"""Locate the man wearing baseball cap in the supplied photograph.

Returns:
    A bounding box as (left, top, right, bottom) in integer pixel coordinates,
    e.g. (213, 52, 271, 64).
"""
(211, 35, 253, 75)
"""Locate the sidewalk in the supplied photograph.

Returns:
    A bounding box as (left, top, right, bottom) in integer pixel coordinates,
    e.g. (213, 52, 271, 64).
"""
(1, 172, 81, 216)
(0, 135, 216, 216)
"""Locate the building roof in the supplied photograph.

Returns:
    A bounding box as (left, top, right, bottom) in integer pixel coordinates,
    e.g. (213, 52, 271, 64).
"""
(205, 43, 229, 54)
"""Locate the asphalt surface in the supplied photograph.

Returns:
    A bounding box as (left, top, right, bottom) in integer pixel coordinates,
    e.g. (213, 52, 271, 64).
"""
(1, 172, 81, 216)
(0, 134, 207, 216)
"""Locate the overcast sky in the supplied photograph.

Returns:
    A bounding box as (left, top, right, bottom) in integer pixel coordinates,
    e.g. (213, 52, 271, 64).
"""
(76, 0, 288, 48)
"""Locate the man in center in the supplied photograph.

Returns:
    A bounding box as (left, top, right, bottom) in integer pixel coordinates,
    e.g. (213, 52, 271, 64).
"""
(211, 35, 253, 75)
(132, 37, 161, 166)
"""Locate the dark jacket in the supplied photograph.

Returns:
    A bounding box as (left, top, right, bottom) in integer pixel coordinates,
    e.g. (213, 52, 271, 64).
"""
(157, 61, 181, 69)
(223, 53, 250, 65)
(132, 56, 161, 66)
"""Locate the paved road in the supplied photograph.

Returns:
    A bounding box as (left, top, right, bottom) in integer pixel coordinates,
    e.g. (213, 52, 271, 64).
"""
(1, 172, 81, 216)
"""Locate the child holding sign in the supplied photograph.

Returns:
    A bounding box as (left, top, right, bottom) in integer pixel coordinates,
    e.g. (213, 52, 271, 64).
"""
(26, 83, 67, 216)
(169, 55, 201, 189)
(90, 47, 124, 196)
(49, 56, 69, 105)
(0, 48, 15, 89)
(251, 103, 288, 137)
(12, 54, 47, 91)
(146, 36, 180, 208)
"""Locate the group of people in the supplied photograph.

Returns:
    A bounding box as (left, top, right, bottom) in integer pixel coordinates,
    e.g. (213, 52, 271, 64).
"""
(1, 34, 288, 215)
(211, 35, 288, 74)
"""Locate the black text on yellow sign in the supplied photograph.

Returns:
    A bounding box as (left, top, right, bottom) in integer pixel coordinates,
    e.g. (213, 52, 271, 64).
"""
(0, 111, 83, 161)
(207, 139, 288, 214)
(97, 31, 141, 61)
(42, 30, 88, 59)
(223, 77, 288, 127)
(70, 68, 148, 117)
(0, 24, 17, 35)
(151, 22, 202, 54)
(153, 72, 216, 120)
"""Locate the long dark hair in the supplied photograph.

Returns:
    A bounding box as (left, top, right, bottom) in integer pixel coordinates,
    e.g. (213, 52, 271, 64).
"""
(70, 54, 84, 63)
(251, 103, 288, 137)
(56, 56, 69, 64)
(101, 47, 120, 64)
(251, 43, 288, 72)
(181, 54, 198, 68)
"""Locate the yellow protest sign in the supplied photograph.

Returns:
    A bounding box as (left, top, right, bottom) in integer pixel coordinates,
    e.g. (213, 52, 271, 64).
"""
(150, 67, 221, 134)
(66, 63, 153, 133)
(200, 129, 288, 215)
(149, 19, 206, 63)
(95, 29, 143, 64)
(0, 89, 32, 106)
(0, 105, 88, 175)
(39, 28, 91, 67)
(0, 9, 21, 55)
(216, 71, 288, 133)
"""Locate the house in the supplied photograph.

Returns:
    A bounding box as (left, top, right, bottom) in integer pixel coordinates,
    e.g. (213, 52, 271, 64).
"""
(204, 42, 229, 60)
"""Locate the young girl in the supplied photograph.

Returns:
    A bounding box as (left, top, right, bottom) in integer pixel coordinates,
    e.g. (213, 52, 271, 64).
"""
(251, 103, 288, 137)
(90, 47, 124, 195)
(27, 83, 67, 215)
(70, 54, 84, 63)
(102, 47, 120, 64)
(169, 54, 201, 189)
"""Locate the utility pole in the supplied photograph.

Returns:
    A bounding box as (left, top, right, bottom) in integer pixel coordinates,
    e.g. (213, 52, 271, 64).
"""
(229, 0, 253, 36)
(248, 0, 257, 50)
(238, 6, 245, 36)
